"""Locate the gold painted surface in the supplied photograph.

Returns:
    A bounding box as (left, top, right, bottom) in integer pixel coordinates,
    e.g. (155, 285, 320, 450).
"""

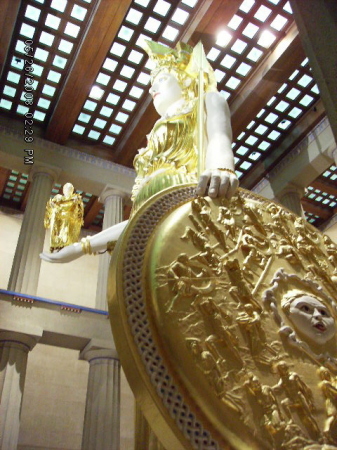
(44, 183, 83, 252)
(109, 185, 337, 450)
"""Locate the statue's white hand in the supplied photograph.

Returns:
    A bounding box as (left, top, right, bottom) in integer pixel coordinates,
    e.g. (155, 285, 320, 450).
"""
(40, 242, 83, 264)
(196, 169, 238, 199)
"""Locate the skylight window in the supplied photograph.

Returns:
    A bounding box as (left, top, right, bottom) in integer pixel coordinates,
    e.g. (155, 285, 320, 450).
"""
(245, 135, 258, 145)
(79, 113, 91, 123)
(171, 8, 189, 25)
(94, 118, 107, 129)
(214, 69, 226, 82)
(11, 56, 24, 69)
(100, 106, 113, 117)
(40, 31, 55, 46)
(162, 26, 179, 41)
(123, 100, 136, 111)
(220, 54, 236, 69)
(268, 130, 280, 140)
(25, 5, 41, 21)
(45, 14, 61, 30)
(17, 105, 29, 115)
(258, 30, 276, 48)
(153, 0, 171, 16)
(71, 5, 87, 21)
(286, 87, 300, 100)
(283, 2, 292, 14)
(128, 50, 143, 64)
(181, 0, 198, 7)
(51, 0, 67, 13)
(288, 107, 302, 118)
(297, 74, 312, 88)
(228, 15, 243, 30)
(275, 100, 289, 112)
(106, 93, 120, 105)
(96, 72, 111, 85)
(144, 17, 161, 33)
(135, 0, 150, 7)
(231, 39, 247, 54)
(236, 146, 249, 156)
(242, 23, 259, 39)
(255, 124, 268, 135)
(0, 98, 13, 109)
(110, 124, 122, 134)
(247, 47, 263, 61)
(129, 86, 144, 98)
(239, 0, 255, 14)
(37, 98, 51, 109)
(216, 30, 232, 47)
(3, 86, 16, 97)
(47, 70, 61, 83)
(89, 86, 104, 100)
(236, 62, 251, 76)
(110, 42, 126, 57)
(265, 112, 278, 123)
(226, 76, 241, 90)
(258, 141, 270, 151)
(207, 48, 220, 62)
(42, 84, 56, 97)
(118, 26, 134, 41)
(240, 161, 252, 170)
(270, 14, 288, 30)
(121, 66, 135, 79)
(35, 47, 49, 62)
(59, 39, 73, 54)
(88, 130, 100, 140)
(34, 110, 46, 121)
(103, 136, 115, 145)
(116, 112, 129, 123)
(15, 40, 25, 54)
(65, 22, 80, 38)
(138, 72, 150, 85)
(7, 71, 21, 84)
(254, 5, 272, 21)
(278, 119, 291, 129)
(20, 23, 35, 39)
(113, 80, 127, 92)
(126, 8, 143, 25)
(103, 58, 118, 72)
(53, 56, 67, 69)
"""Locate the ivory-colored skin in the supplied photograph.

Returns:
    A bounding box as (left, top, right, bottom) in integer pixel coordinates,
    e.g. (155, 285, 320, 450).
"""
(40, 73, 238, 263)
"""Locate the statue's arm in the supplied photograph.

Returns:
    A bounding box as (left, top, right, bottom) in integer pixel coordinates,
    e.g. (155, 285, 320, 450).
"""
(196, 92, 238, 199)
(40, 220, 128, 263)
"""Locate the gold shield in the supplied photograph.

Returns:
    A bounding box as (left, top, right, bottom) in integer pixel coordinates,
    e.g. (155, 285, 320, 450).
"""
(108, 185, 337, 450)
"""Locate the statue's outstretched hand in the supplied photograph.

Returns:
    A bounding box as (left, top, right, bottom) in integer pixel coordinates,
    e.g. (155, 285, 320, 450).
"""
(40, 242, 83, 264)
(196, 169, 239, 200)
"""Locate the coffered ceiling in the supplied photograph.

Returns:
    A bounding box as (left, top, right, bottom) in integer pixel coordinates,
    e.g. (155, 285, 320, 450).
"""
(0, 0, 336, 230)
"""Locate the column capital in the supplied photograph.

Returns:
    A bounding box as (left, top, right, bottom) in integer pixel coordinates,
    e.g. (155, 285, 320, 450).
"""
(278, 182, 305, 200)
(29, 164, 61, 183)
(99, 185, 129, 204)
(79, 340, 119, 361)
(0, 331, 39, 351)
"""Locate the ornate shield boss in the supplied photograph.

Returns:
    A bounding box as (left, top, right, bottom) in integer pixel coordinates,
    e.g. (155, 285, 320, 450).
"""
(108, 185, 337, 450)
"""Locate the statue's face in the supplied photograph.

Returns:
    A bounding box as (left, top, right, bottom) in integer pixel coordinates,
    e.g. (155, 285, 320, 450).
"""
(150, 72, 183, 116)
(63, 183, 74, 197)
(288, 295, 336, 345)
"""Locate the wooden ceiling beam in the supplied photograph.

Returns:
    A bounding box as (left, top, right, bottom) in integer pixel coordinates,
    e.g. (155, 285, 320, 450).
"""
(45, 0, 132, 144)
(112, 0, 242, 166)
(310, 179, 337, 197)
(230, 22, 306, 140)
(0, 0, 20, 78)
(301, 198, 332, 220)
(83, 197, 103, 228)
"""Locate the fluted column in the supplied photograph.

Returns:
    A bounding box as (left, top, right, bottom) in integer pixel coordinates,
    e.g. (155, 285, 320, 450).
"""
(95, 188, 125, 311)
(8, 166, 57, 295)
(277, 183, 305, 217)
(80, 348, 120, 450)
(0, 331, 38, 450)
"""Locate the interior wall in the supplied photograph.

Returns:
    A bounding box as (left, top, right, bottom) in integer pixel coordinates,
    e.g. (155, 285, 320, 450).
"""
(1, 209, 135, 449)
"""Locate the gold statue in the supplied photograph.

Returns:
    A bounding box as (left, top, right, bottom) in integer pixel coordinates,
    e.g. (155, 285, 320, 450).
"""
(40, 40, 238, 263)
(44, 183, 84, 252)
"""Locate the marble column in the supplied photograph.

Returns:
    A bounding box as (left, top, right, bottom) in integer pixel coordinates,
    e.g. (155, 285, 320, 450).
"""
(289, 0, 337, 144)
(0, 331, 38, 450)
(95, 189, 125, 311)
(7, 166, 57, 295)
(277, 183, 305, 217)
(80, 347, 120, 450)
